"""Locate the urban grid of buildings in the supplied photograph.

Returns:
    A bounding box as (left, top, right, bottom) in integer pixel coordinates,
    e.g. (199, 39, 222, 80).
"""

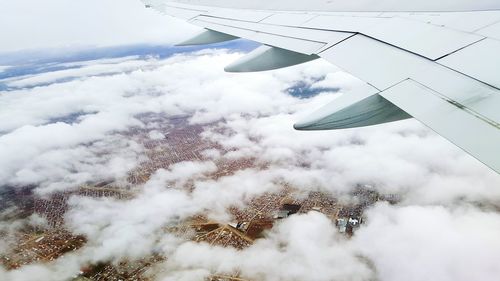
(0, 115, 400, 281)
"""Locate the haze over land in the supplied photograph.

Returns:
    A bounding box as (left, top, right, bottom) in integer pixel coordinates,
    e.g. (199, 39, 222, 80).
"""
(1, 1, 500, 281)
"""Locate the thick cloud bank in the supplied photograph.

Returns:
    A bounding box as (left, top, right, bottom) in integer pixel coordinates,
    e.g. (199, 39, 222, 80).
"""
(355, 204, 500, 281)
(0, 49, 499, 281)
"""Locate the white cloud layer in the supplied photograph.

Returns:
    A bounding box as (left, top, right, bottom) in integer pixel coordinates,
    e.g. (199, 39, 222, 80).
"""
(1, 49, 499, 281)
(167, 211, 374, 281)
(355, 204, 500, 281)
(159, 204, 500, 281)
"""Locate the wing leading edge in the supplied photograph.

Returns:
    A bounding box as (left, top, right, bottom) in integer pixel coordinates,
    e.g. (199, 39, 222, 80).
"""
(143, 0, 500, 174)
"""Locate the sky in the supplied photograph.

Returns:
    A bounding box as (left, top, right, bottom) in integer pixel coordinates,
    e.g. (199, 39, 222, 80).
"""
(0, 0, 199, 54)
(1, 1, 500, 281)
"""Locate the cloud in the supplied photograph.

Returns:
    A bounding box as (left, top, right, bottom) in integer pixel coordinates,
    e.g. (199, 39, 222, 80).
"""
(0, 254, 84, 281)
(0, 50, 341, 193)
(0, 211, 48, 254)
(63, 165, 283, 263)
(3, 56, 150, 89)
(166, 212, 374, 281)
(148, 130, 165, 140)
(0, 121, 143, 194)
(1, 48, 499, 281)
(158, 203, 500, 281)
(355, 203, 500, 281)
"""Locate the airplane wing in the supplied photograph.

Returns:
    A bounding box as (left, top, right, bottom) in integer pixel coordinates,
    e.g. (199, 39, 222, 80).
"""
(142, 0, 500, 174)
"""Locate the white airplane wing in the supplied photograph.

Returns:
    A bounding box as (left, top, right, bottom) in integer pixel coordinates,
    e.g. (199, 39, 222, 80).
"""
(143, 0, 500, 174)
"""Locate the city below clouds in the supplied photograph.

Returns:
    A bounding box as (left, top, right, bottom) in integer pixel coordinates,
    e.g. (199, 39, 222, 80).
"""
(0, 18, 500, 281)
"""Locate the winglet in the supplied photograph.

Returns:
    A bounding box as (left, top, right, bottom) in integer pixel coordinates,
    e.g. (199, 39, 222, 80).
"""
(225, 45, 318, 73)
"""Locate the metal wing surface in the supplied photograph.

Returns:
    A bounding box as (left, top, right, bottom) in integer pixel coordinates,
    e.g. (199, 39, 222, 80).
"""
(143, 0, 500, 174)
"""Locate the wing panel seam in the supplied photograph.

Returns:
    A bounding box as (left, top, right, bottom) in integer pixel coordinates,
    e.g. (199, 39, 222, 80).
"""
(384, 79, 500, 129)
(194, 18, 328, 45)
